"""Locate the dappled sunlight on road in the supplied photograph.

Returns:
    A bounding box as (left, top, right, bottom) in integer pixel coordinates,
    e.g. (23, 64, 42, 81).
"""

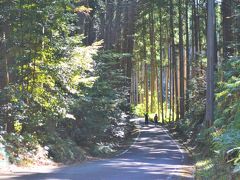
(104, 158, 193, 178)
(101, 123, 193, 179)
(0, 119, 194, 180)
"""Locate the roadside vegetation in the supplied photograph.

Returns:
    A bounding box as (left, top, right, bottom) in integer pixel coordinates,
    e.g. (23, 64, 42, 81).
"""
(0, 1, 136, 166)
(132, 0, 240, 179)
(0, 1, 239, 179)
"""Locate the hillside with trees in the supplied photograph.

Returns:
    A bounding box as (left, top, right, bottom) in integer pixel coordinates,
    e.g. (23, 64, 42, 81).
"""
(0, 0, 137, 165)
(132, 0, 240, 178)
(0, 0, 239, 179)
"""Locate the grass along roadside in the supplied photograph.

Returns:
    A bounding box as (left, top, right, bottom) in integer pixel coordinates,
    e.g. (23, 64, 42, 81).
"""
(164, 122, 240, 180)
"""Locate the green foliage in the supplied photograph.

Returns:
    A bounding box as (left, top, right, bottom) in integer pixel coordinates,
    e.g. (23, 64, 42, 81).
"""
(195, 158, 233, 180)
(42, 132, 85, 163)
(213, 130, 240, 151)
(175, 118, 192, 134)
(134, 103, 146, 117)
(0, 0, 133, 165)
(90, 143, 115, 156)
(210, 56, 240, 174)
(71, 51, 131, 145)
(3, 133, 39, 164)
(193, 55, 240, 178)
(195, 159, 214, 179)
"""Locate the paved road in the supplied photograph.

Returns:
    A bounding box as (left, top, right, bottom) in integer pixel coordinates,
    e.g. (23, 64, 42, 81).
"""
(1, 118, 194, 180)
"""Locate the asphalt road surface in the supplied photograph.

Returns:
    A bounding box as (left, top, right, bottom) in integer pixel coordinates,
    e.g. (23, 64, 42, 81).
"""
(1, 118, 194, 180)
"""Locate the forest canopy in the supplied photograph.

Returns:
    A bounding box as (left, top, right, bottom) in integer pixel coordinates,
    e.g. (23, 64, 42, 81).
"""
(0, 0, 240, 178)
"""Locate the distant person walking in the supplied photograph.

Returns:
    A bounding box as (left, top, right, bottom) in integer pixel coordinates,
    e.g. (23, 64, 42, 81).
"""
(154, 114, 158, 127)
(144, 113, 149, 125)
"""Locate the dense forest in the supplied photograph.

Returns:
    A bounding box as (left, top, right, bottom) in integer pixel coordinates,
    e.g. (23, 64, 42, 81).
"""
(0, 0, 239, 179)
(0, 0, 137, 165)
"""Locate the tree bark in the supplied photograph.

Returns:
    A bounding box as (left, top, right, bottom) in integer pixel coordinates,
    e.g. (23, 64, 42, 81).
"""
(170, 0, 178, 121)
(159, 8, 164, 123)
(222, 0, 234, 59)
(142, 18, 148, 113)
(149, 3, 156, 113)
(206, 0, 216, 127)
(185, 0, 190, 112)
(165, 65, 169, 120)
(179, 0, 185, 119)
(0, 28, 10, 90)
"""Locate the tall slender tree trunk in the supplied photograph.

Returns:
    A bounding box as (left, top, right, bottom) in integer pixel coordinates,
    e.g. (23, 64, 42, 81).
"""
(156, 62, 160, 118)
(206, 0, 216, 127)
(104, 0, 114, 49)
(20, 0, 25, 92)
(179, 0, 185, 119)
(149, 4, 156, 113)
(0, 22, 12, 132)
(0, 28, 10, 90)
(115, 0, 123, 51)
(126, 0, 136, 80)
(159, 8, 164, 123)
(194, 0, 199, 66)
(222, 0, 234, 59)
(142, 20, 148, 113)
(140, 61, 145, 104)
(168, 44, 172, 120)
(191, 0, 195, 77)
(170, 0, 178, 121)
(185, 0, 190, 112)
(165, 65, 169, 119)
(145, 63, 149, 113)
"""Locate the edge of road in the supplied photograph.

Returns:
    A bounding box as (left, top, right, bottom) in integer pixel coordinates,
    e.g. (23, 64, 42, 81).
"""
(160, 126, 185, 180)
(115, 117, 142, 157)
(161, 126, 185, 162)
(115, 118, 185, 162)
(0, 118, 195, 180)
(0, 118, 142, 178)
(161, 125, 195, 180)
(116, 119, 194, 179)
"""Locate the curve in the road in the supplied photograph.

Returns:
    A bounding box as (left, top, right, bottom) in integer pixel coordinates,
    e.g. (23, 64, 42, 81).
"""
(1, 118, 194, 180)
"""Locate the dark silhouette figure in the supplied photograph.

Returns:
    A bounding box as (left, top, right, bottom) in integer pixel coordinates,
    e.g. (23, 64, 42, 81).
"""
(144, 113, 149, 125)
(154, 114, 158, 127)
